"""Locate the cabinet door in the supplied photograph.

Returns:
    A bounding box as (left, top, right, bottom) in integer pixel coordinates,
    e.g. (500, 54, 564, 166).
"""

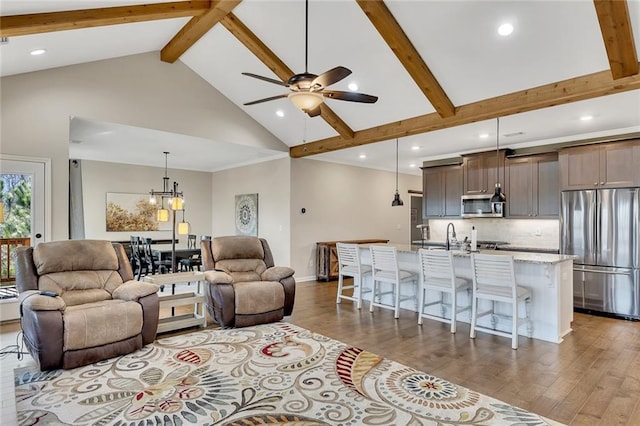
(559, 145, 602, 190)
(464, 156, 487, 194)
(506, 157, 534, 217)
(599, 142, 637, 188)
(423, 167, 444, 217)
(443, 165, 463, 217)
(536, 155, 559, 217)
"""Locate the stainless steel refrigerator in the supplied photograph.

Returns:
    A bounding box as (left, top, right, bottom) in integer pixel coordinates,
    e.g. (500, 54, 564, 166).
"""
(561, 188, 640, 318)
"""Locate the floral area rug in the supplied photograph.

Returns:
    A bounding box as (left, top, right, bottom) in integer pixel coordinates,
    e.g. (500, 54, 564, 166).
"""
(14, 322, 559, 425)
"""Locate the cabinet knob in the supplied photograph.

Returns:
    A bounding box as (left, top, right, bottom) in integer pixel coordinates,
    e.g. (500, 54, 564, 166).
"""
(594, 182, 598, 186)
(600, 182, 605, 185)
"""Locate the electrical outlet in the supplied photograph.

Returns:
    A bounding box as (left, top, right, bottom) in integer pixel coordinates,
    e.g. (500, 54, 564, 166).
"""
(396, 224, 401, 230)
(534, 228, 542, 236)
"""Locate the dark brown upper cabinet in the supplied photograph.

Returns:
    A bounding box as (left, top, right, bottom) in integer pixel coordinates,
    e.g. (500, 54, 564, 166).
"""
(559, 140, 640, 190)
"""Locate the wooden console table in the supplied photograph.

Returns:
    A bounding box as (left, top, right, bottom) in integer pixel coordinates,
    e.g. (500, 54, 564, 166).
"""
(143, 271, 206, 333)
(316, 239, 389, 281)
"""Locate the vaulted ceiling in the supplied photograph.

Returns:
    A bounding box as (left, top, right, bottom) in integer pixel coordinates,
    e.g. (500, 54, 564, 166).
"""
(1, 0, 639, 175)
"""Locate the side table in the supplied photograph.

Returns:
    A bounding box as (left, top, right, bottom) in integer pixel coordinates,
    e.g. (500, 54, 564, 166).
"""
(143, 271, 207, 333)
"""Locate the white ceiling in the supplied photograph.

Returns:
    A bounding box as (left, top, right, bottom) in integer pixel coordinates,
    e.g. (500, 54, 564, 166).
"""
(2, 0, 640, 175)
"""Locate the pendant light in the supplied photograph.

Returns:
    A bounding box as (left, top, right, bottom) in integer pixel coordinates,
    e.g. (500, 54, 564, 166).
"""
(391, 138, 404, 207)
(490, 117, 506, 203)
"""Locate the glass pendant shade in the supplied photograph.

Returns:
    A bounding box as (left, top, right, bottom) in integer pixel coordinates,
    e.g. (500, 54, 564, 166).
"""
(149, 195, 157, 205)
(156, 208, 169, 222)
(171, 197, 183, 211)
(392, 192, 404, 206)
(288, 92, 324, 111)
(490, 183, 506, 203)
(177, 220, 190, 235)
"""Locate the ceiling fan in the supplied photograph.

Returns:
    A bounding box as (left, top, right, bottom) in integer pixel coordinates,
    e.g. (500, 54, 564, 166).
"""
(242, 0, 378, 117)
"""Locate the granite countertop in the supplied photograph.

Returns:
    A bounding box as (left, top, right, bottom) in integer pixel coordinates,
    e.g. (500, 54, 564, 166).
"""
(364, 243, 574, 265)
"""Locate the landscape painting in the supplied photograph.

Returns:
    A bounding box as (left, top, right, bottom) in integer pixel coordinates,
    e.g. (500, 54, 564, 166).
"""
(106, 192, 170, 232)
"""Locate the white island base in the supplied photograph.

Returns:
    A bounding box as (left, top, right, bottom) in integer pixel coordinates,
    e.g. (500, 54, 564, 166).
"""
(359, 246, 574, 344)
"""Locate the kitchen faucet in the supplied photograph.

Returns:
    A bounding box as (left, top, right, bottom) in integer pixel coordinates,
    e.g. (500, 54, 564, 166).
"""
(446, 222, 457, 251)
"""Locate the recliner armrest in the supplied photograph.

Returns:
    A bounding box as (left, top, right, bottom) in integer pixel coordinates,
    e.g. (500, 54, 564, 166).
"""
(19, 290, 65, 311)
(112, 281, 159, 301)
(262, 266, 295, 282)
(204, 270, 234, 285)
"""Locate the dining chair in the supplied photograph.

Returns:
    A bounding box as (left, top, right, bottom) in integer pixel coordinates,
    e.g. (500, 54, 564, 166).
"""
(369, 245, 418, 318)
(469, 253, 532, 350)
(179, 234, 202, 272)
(129, 236, 150, 280)
(143, 238, 172, 275)
(336, 243, 372, 309)
(417, 249, 470, 333)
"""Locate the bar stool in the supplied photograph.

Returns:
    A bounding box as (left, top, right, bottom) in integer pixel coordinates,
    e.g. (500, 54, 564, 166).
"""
(417, 249, 470, 333)
(369, 245, 418, 318)
(336, 243, 372, 309)
(469, 253, 532, 350)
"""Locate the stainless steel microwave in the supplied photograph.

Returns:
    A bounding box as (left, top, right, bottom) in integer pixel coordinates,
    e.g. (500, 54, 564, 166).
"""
(461, 194, 504, 218)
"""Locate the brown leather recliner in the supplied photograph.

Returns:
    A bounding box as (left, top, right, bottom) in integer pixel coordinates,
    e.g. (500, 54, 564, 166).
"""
(16, 240, 160, 371)
(201, 236, 295, 328)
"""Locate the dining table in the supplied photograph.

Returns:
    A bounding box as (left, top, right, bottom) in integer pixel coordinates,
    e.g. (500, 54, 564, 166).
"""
(152, 246, 201, 272)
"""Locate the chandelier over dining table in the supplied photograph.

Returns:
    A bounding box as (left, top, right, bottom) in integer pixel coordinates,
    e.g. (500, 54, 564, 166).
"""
(149, 151, 189, 272)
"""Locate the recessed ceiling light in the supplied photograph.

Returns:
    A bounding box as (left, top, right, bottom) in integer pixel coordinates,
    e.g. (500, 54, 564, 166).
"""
(411, 145, 420, 151)
(276, 110, 285, 118)
(30, 48, 46, 56)
(409, 163, 416, 168)
(498, 23, 514, 36)
(580, 115, 593, 121)
(479, 133, 490, 139)
(359, 153, 366, 159)
(348, 82, 358, 91)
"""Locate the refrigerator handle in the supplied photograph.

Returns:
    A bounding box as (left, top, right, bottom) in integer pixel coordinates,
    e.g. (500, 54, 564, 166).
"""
(575, 268, 632, 276)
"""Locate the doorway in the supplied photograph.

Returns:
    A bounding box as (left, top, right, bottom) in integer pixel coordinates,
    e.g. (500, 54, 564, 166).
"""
(0, 156, 49, 320)
(410, 195, 423, 244)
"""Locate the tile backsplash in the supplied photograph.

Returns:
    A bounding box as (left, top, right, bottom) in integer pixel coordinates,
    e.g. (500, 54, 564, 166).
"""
(425, 218, 559, 249)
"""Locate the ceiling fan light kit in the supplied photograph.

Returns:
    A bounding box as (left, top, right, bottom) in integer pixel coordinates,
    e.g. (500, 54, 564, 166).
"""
(288, 91, 324, 111)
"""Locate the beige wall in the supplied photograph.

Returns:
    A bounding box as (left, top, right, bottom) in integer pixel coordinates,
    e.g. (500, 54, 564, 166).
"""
(291, 158, 422, 280)
(211, 157, 291, 267)
(80, 160, 212, 245)
(0, 52, 286, 241)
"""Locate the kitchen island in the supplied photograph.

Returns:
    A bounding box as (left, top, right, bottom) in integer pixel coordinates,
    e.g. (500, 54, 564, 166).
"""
(359, 244, 575, 344)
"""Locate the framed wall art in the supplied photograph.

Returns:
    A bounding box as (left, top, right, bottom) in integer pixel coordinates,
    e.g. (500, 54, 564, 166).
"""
(235, 193, 258, 236)
(105, 192, 171, 232)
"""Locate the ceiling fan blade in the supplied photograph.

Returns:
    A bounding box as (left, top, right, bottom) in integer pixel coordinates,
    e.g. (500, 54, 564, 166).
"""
(306, 105, 322, 117)
(242, 72, 289, 87)
(243, 94, 288, 106)
(323, 90, 378, 103)
(311, 66, 352, 89)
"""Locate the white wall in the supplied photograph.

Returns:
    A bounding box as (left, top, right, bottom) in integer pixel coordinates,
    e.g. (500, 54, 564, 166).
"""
(80, 160, 212, 245)
(211, 157, 291, 267)
(0, 52, 286, 241)
(291, 158, 422, 280)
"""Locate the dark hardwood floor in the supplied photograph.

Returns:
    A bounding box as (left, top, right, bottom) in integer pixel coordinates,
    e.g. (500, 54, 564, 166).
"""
(288, 281, 640, 426)
(3, 280, 640, 425)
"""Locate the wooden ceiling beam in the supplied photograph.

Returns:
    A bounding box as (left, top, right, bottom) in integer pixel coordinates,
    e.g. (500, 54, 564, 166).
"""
(356, 0, 455, 118)
(290, 66, 640, 157)
(593, 0, 638, 79)
(161, 0, 242, 63)
(0, 1, 209, 37)
(221, 13, 355, 139)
